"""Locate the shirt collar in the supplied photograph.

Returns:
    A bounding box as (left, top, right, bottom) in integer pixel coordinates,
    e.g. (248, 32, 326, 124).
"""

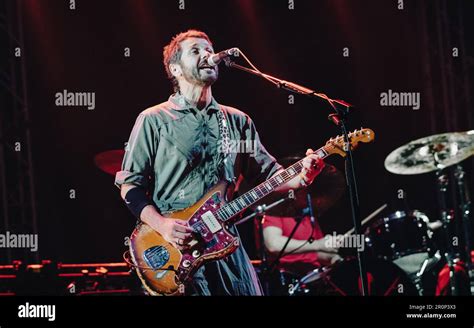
(169, 93, 220, 114)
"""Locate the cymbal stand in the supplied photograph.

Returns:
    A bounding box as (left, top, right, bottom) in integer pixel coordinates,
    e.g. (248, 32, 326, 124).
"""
(436, 169, 459, 295)
(453, 164, 473, 284)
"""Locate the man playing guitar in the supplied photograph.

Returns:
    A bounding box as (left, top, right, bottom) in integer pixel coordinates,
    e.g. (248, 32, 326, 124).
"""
(115, 30, 325, 295)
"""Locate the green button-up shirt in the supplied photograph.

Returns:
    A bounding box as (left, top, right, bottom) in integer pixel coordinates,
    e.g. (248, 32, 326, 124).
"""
(115, 93, 282, 214)
(115, 93, 282, 295)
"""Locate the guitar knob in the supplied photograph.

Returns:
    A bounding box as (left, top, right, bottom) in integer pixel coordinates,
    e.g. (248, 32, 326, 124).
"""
(192, 250, 201, 258)
(182, 260, 191, 268)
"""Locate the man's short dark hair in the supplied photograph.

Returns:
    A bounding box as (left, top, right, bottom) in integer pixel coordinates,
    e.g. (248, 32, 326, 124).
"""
(163, 29, 213, 92)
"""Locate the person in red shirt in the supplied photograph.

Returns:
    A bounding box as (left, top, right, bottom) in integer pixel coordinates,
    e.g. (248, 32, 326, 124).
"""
(262, 212, 341, 276)
(260, 160, 344, 278)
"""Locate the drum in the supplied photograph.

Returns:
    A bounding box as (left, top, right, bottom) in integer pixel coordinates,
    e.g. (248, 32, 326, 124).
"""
(254, 265, 300, 296)
(364, 210, 434, 275)
(289, 257, 418, 296)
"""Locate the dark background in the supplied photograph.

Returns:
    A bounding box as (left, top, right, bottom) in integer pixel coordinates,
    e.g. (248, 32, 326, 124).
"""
(1, 0, 473, 264)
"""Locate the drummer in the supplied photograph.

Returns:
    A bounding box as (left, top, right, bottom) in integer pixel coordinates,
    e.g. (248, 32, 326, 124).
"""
(262, 186, 343, 276)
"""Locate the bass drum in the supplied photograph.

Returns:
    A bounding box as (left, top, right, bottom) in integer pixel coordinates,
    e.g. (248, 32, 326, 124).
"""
(289, 257, 418, 296)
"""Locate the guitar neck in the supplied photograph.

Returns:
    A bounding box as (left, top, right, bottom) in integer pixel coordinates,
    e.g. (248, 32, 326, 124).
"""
(216, 146, 331, 223)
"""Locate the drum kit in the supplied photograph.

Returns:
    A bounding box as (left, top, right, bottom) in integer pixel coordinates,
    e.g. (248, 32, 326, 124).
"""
(252, 130, 474, 296)
(94, 130, 474, 296)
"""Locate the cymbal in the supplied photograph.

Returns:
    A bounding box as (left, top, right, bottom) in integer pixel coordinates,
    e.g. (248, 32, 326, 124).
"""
(254, 155, 346, 217)
(94, 149, 125, 175)
(384, 131, 474, 175)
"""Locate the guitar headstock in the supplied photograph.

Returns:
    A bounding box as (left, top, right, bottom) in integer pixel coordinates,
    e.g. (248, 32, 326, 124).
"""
(324, 128, 375, 157)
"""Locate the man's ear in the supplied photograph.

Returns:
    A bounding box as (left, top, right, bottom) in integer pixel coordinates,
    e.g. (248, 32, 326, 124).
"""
(169, 63, 182, 78)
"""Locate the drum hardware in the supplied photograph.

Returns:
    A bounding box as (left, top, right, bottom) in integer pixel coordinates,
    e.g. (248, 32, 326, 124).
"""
(435, 163, 474, 295)
(453, 164, 473, 276)
(416, 252, 440, 278)
(288, 257, 418, 296)
(412, 251, 442, 296)
(435, 258, 472, 296)
(436, 169, 459, 296)
(385, 130, 474, 296)
(288, 265, 332, 296)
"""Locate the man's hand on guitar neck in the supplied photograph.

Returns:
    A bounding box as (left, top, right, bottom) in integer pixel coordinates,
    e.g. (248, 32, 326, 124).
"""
(275, 148, 325, 192)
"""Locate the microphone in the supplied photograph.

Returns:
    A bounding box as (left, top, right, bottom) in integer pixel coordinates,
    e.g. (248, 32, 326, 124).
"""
(207, 47, 239, 66)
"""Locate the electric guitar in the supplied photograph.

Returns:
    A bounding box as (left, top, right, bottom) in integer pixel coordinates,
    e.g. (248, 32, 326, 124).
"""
(128, 128, 375, 295)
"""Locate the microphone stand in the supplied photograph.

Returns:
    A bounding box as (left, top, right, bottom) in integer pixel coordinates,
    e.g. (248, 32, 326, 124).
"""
(235, 192, 294, 295)
(227, 60, 369, 295)
(267, 193, 317, 273)
(266, 208, 308, 275)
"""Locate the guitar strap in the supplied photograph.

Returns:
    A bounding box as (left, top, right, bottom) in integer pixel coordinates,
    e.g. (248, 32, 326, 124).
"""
(214, 106, 231, 178)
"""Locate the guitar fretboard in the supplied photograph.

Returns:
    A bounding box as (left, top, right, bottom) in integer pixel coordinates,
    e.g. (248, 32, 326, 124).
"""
(216, 147, 329, 223)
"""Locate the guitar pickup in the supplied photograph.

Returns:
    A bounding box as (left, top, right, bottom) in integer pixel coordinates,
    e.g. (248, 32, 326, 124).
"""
(201, 211, 222, 234)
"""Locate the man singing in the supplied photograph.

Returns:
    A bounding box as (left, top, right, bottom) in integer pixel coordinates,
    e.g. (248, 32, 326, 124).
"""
(115, 30, 324, 295)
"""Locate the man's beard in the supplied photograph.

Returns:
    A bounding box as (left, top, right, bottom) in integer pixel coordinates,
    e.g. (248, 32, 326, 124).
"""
(182, 64, 219, 86)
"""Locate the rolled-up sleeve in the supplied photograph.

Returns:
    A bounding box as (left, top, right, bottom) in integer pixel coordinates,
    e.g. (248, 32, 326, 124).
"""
(115, 113, 157, 189)
(242, 116, 283, 184)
